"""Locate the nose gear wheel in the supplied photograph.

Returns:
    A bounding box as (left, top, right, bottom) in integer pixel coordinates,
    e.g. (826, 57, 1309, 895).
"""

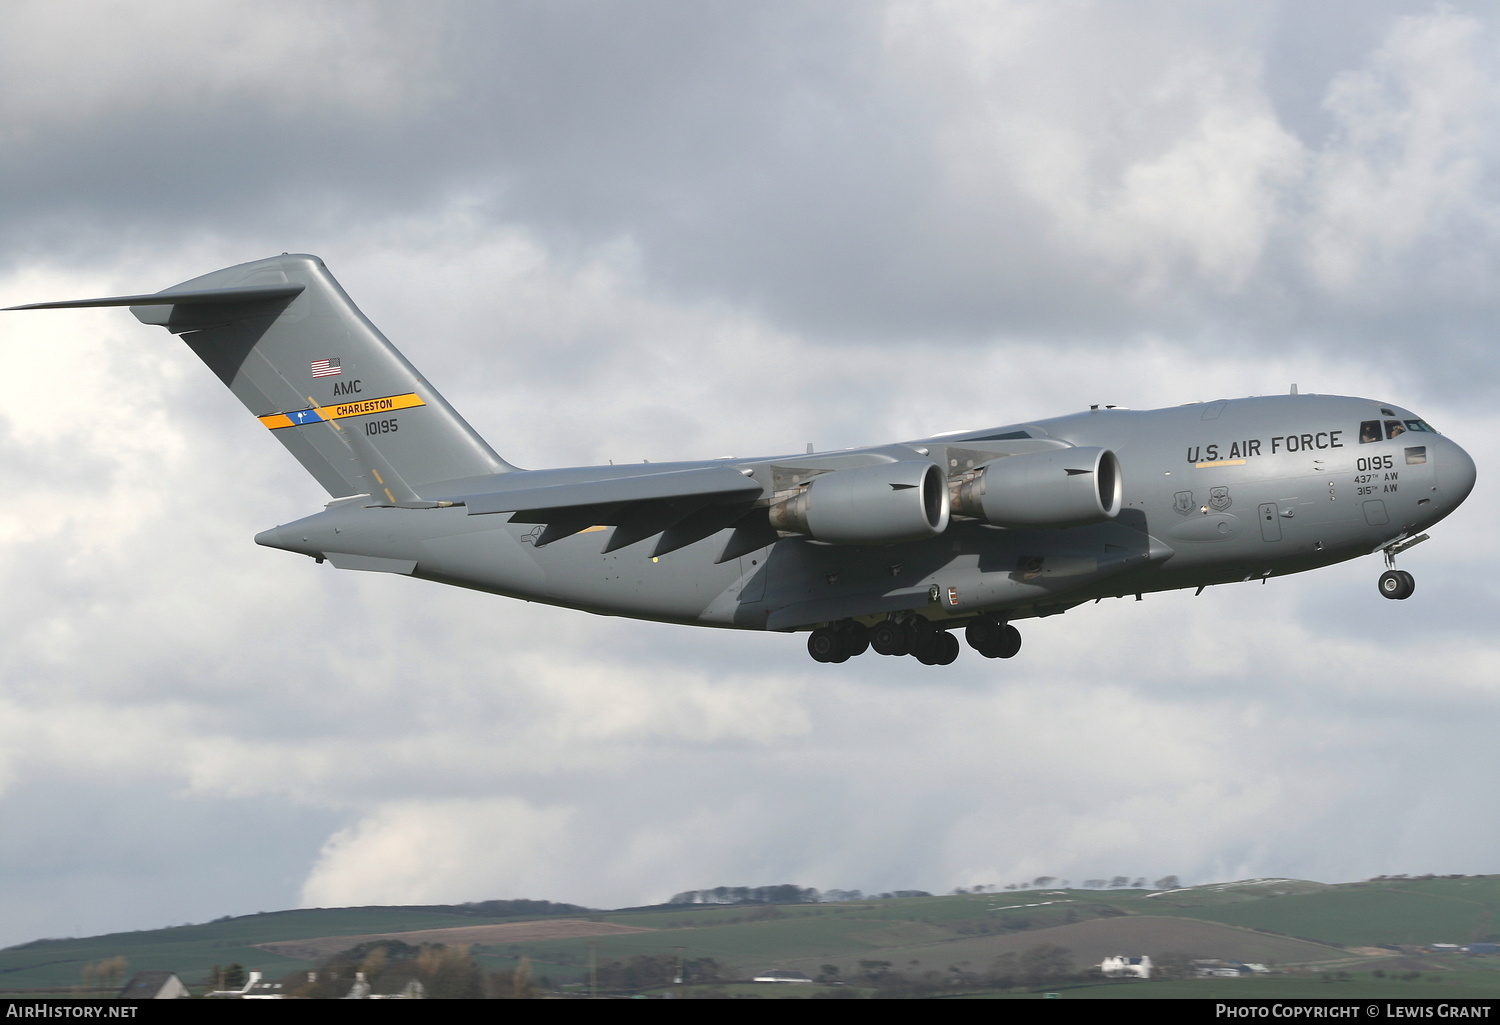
(1378, 569, 1415, 600)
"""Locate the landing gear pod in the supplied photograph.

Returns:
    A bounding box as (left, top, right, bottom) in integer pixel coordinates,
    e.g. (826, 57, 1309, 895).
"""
(951, 447, 1122, 528)
(770, 460, 951, 544)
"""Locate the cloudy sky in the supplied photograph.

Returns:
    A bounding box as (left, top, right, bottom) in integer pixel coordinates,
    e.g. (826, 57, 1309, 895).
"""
(1, 0, 1498, 948)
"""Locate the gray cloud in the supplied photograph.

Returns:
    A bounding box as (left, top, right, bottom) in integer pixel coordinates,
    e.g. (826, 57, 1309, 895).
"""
(0, 1, 1496, 949)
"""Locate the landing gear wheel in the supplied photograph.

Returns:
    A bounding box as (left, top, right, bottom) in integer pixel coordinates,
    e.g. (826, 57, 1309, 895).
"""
(1378, 569, 1414, 600)
(906, 619, 938, 663)
(966, 615, 1001, 654)
(994, 624, 1022, 659)
(905, 617, 934, 653)
(934, 631, 960, 665)
(912, 631, 947, 665)
(807, 627, 849, 663)
(838, 621, 870, 657)
(872, 620, 910, 656)
(969, 617, 1021, 658)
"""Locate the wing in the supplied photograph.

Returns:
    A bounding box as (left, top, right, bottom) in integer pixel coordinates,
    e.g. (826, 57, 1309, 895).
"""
(457, 464, 773, 558)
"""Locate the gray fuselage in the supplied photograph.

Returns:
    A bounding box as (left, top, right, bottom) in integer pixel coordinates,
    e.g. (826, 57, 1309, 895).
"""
(256, 393, 1476, 634)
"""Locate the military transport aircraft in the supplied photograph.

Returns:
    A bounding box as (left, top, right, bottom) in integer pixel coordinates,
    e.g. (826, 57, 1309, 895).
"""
(7, 255, 1477, 665)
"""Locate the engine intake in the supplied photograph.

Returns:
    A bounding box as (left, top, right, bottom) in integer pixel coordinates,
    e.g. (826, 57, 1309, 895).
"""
(769, 460, 951, 544)
(951, 447, 1121, 528)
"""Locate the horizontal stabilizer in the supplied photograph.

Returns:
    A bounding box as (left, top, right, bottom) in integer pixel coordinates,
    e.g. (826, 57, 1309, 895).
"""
(4, 284, 305, 311)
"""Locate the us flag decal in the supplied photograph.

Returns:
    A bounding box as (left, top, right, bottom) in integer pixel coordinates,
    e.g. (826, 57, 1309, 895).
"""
(310, 358, 342, 378)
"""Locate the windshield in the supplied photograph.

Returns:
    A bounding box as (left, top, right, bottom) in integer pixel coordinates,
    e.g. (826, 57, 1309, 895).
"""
(1360, 418, 1437, 443)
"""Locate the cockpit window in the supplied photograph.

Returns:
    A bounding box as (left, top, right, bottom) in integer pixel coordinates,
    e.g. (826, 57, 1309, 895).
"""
(1361, 418, 1438, 443)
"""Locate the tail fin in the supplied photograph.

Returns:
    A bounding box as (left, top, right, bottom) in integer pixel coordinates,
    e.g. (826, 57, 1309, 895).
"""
(10, 254, 514, 498)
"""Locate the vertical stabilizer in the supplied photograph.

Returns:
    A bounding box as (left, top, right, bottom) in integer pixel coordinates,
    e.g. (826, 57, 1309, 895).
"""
(89, 254, 513, 498)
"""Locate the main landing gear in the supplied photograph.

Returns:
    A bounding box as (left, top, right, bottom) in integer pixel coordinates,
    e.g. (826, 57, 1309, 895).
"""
(806, 621, 869, 663)
(1377, 533, 1429, 601)
(806, 614, 1022, 665)
(964, 614, 1022, 659)
(807, 617, 960, 665)
(870, 617, 960, 665)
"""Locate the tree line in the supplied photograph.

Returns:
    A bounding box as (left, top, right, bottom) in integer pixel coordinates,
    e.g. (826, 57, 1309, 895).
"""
(668, 885, 932, 905)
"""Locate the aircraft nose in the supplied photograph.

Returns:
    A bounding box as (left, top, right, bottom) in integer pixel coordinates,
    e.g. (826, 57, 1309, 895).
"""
(1435, 436, 1477, 508)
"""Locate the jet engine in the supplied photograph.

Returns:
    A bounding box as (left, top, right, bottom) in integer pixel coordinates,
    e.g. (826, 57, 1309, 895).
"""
(769, 460, 951, 544)
(950, 447, 1121, 528)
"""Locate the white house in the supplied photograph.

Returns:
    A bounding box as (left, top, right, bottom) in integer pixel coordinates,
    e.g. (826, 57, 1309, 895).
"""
(1099, 955, 1152, 979)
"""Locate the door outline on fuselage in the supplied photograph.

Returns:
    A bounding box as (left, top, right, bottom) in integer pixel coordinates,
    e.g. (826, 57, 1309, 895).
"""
(1258, 503, 1282, 542)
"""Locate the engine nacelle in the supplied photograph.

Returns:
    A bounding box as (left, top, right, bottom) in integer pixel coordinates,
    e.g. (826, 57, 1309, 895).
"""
(769, 460, 951, 544)
(950, 447, 1122, 528)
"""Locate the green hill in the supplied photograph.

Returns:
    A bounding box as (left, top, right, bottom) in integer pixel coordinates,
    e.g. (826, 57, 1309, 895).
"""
(5, 877, 1500, 996)
(0, 900, 588, 993)
(1140, 876, 1500, 946)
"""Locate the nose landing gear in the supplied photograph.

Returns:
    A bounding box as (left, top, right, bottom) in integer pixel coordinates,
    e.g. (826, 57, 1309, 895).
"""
(1377, 533, 1429, 601)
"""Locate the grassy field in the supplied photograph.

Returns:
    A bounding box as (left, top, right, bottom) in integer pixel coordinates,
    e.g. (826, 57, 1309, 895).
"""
(5, 877, 1500, 996)
(1141, 877, 1500, 946)
(0, 906, 588, 991)
(989, 968, 1500, 1000)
